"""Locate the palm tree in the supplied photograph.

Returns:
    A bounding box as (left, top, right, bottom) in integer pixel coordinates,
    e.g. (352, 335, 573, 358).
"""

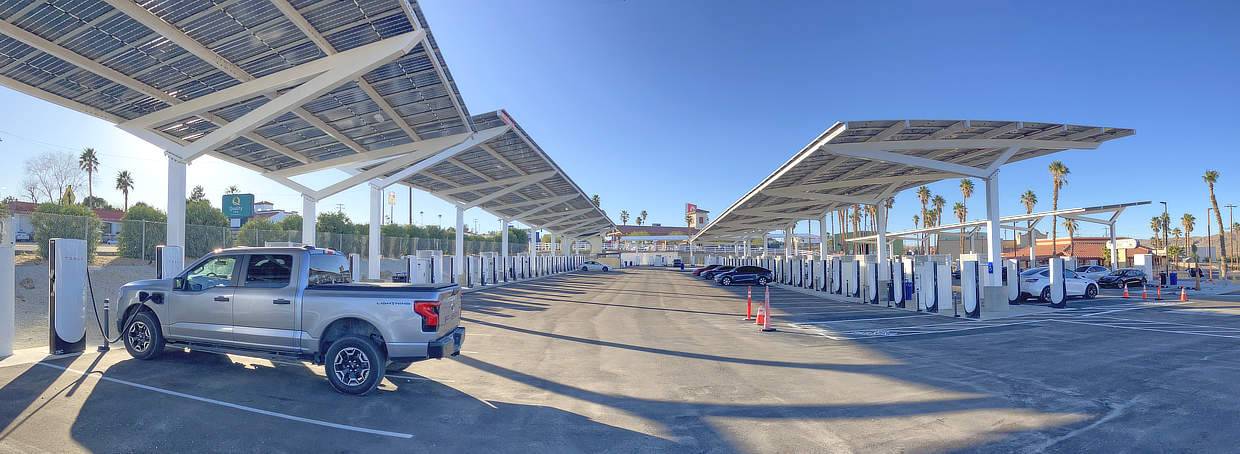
(619, 210, 630, 225)
(1020, 190, 1038, 263)
(591, 194, 601, 206)
(1204, 170, 1226, 274)
(931, 195, 946, 253)
(78, 148, 99, 201)
(916, 186, 931, 254)
(1048, 161, 1070, 257)
(225, 185, 240, 194)
(1150, 216, 1163, 248)
(114, 170, 134, 211)
(1062, 218, 1079, 257)
(954, 201, 968, 255)
(1172, 228, 1184, 262)
(849, 205, 862, 254)
(638, 210, 648, 226)
(1181, 213, 1196, 258)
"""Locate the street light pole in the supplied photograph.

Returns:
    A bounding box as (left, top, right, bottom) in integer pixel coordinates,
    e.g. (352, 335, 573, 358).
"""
(1227, 204, 1236, 276)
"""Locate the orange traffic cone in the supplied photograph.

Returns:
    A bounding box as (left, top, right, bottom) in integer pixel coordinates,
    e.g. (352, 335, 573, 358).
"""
(1180, 287, 1188, 302)
(1141, 286, 1148, 300)
(754, 304, 766, 325)
(1123, 287, 1130, 299)
(1156, 285, 1162, 301)
(761, 285, 775, 332)
(745, 286, 754, 320)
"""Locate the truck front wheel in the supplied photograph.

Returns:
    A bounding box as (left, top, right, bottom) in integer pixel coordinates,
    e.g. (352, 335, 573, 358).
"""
(123, 311, 165, 360)
(325, 335, 385, 395)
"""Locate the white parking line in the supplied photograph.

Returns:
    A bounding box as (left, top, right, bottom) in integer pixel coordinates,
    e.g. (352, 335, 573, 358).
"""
(1051, 319, 1240, 340)
(797, 314, 935, 325)
(36, 362, 415, 439)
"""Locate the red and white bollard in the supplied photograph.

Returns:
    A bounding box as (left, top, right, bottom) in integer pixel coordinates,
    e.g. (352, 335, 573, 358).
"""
(745, 286, 754, 320)
(760, 285, 775, 332)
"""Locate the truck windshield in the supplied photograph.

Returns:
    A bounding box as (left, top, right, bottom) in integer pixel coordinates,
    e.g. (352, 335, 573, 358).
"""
(308, 253, 351, 285)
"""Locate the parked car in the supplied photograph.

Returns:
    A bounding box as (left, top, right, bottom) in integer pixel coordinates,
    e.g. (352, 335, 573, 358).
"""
(1097, 268, 1148, 288)
(1075, 265, 1111, 281)
(114, 246, 464, 395)
(1018, 266, 1099, 303)
(580, 260, 609, 271)
(672, 258, 684, 268)
(701, 266, 735, 280)
(692, 265, 720, 276)
(714, 266, 773, 286)
(14, 231, 32, 242)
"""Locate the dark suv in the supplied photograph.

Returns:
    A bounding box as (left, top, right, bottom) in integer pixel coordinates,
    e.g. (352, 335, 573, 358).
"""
(714, 266, 773, 286)
(1097, 268, 1148, 288)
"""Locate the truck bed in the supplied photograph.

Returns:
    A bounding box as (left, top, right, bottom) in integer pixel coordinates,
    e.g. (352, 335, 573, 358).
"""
(308, 282, 458, 292)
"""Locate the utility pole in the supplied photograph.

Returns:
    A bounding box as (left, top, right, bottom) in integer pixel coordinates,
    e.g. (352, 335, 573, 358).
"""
(1227, 204, 1236, 276)
(1161, 201, 1169, 283)
(1207, 207, 1214, 276)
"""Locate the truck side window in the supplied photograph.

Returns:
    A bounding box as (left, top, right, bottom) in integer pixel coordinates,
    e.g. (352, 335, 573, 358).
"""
(308, 253, 352, 285)
(244, 254, 293, 288)
(184, 256, 237, 291)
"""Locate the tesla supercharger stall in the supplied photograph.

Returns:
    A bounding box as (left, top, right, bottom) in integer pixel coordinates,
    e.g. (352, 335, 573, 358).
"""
(842, 258, 859, 299)
(416, 250, 444, 283)
(155, 245, 183, 279)
(405, 256, 432, 284)
(814, 259, 824, 291)
(960, 256, 982, 318)
(1048, 257, 1068, 308)
(831, 256, 843, 294)
(901, 257, 916, 311)
(482, 252, 496, 285)
(348, 253, 362, 282)
(49, 238, 87, 355)
(917, 259, 954, 315)
(445, 256, 456, 283)
(1005, 259, 1020, 305)
(792, 259, 803, 287)
(862, 256, 879, 305)
(890, 259, 905, 308)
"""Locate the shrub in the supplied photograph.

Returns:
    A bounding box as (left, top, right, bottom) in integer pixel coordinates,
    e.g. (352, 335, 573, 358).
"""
(31, 203, 100, 259)
(234, 218, 287, 247)
(186, 199, 229, 258)
(117, 202, 166, 260)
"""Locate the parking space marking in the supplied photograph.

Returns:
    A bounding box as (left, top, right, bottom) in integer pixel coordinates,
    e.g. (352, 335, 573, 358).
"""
(36, 362, 415, 439)
(1051, 319, 1240, 340)
(796, 314, 935, 325)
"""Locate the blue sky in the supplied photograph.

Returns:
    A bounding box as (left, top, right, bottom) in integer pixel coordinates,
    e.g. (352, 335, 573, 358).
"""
(2, 0, 1238, 240)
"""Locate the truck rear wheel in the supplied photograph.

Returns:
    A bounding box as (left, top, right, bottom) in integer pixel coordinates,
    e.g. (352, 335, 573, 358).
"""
(123, 311, 164, 360)
(325, 335, 384, 395)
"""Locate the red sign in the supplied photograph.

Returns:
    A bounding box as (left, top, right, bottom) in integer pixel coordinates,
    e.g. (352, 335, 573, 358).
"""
(686, 203, 697, 214)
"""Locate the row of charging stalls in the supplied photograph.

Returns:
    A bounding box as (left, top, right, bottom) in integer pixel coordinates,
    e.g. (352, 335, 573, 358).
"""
(387, 249, 585, 288)
(705, 252, 1039, 318)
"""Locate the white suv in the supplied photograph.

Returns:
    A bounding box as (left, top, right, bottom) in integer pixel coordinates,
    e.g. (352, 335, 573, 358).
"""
(1018, 267, 1099, 303)
(580, 260, 609, 272)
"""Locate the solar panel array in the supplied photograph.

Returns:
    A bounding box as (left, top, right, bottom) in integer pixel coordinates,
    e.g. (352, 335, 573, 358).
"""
(0, 0, 612, 235)
(694, 120, 1134, 242)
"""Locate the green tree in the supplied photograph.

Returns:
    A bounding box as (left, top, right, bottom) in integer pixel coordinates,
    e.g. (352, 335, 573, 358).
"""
(1149, 216, 1163, 248)
(118, 203, 167, 260)
(1063, 218, 1079, 257)
(619, 210, 629, 225)
(225, 185, 240, 194)
(186, 199, 229, 258)
(591, 194, 600, 206)
(1181, 213, 1196, 257)
(235, 218, 283, 247)
(318, 211, 354, 234)
(189, 185, 207, 201)
(1020, 190, 1038, 263)
(1048, 161, 1070, 257)
(954, 201, 968, 254)
(916, 186, 931, 253)
(31, 202, 100, 259)
(278, 214, 303, 232)
(114, 170, 134, 211)
(78, 148, 99, 200)
(81, 196, 114, 210)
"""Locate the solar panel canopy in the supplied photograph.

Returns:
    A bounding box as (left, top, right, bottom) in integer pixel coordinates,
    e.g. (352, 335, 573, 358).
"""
(0, 0, 612, 235)
(693, 120, 1134, 242)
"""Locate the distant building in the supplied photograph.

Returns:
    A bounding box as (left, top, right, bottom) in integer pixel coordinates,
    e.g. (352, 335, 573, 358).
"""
(5, 200, 125, 239)
(249, 201, 296, 225)
(686, 203, 710, 228)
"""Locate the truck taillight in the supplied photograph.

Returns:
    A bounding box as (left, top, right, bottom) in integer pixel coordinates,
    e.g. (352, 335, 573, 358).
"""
(413, 301, 440, 331)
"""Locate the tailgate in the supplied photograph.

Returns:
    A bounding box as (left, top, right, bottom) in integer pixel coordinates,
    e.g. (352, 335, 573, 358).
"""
(437, 288, 462, 336)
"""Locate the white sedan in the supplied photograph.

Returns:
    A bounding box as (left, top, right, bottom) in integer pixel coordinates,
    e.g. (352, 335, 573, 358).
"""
(580, 261, 610, 272)
(1018, 267, 1099, 303)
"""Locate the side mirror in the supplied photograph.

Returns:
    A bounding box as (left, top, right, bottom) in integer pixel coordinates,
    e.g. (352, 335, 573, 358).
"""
(172, 277, 185, 290)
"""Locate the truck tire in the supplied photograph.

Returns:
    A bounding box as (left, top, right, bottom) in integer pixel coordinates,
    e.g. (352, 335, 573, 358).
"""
(386, 360, 413, 373)
(123, 311, 165, 360)
(325, 335, 385, 395)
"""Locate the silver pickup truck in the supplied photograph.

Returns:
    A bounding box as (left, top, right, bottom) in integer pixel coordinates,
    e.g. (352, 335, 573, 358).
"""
(114, 246, 464, 395)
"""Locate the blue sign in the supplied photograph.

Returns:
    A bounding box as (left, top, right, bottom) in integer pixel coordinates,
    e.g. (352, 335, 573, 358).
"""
(987, 262, 994, 273)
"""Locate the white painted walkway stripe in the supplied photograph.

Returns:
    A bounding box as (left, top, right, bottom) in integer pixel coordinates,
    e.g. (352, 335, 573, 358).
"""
(797, 314, 934, 325)
(1051, 319, 1240, 340)
(36, 362, 414, 439)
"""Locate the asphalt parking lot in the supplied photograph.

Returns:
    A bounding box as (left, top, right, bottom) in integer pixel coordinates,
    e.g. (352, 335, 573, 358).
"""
(4, 268, 1240, 452)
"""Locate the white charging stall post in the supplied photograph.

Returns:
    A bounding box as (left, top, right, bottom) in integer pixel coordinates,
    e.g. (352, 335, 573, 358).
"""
(49, 239, 88, 355)
(1, 217, 14, 357)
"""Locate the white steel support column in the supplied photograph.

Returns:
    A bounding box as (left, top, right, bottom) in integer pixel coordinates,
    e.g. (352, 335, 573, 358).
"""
(549, 232, 556, 255)
(368, 184, 382, 280)
(689, 241, 695, 265)
(762, 234, 769, 258)
(301, 194, 316, 246)
(1, 215, 14, 357)
(166, 155, 186, 251)
(501, 219, 510, 259)
(819, 216, 828, 257)
(529, 231, 537, 257)
(455, 206, 465, 283)
(785, 227, 793, 258)
(1109, 222, 1120, 270)
(875, 202, 888, 272)
(984, 174, 1003, 286)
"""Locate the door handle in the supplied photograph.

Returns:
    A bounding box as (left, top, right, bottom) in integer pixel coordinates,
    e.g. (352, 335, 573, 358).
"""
(272, 299, 291, 305)
(214, 296, 230, 302)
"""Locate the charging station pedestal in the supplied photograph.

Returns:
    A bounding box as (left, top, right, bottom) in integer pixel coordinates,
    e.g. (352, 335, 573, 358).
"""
(348, 253, 362, 282)
(1005, 259, 1020, 305)
(49, 238, 87, 355)
(155, 245, 184, 279)
(1, 217, 15, 357)
(960, 256, 981, 318)
(890, 258, 905, 308)
(1048, 257, 1067, 308)
(415, 250, 443, 283)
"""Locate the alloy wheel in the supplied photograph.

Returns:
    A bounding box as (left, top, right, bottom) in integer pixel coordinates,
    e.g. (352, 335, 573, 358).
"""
(333, 347, 372, 387)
